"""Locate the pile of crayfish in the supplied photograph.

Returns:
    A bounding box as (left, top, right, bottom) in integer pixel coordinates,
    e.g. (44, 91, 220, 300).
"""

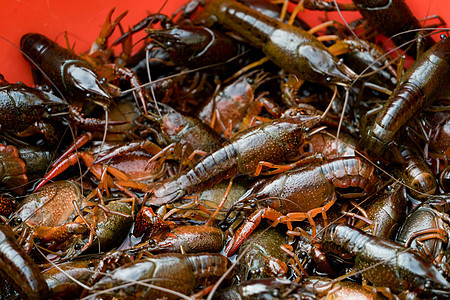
(0, 0, 449, 299)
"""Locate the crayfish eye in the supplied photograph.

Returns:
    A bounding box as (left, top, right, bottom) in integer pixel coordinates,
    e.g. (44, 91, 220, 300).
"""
(326, 77, 332, 83)
(15, 217, 22, 224)
(425, 280, 433, 289)
(85, 93, 91, 98)
(74, 243, 82, 250)
(148, 239, 157, 248)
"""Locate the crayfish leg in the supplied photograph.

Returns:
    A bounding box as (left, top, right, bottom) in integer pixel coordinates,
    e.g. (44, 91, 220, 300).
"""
(114, 66, 150, 115)
(254, 155, 324, 176)
(205, 177, 233, 226)
(280, 244, 308, 280)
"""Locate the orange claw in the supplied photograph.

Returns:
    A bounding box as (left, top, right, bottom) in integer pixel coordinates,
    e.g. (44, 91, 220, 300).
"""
(224, 208, 266, 257)
(133, 206, 174, 237)
(35, 148, 147, 193)
(90, 7, 129, 55)
(51, 132, 93, 168)
(95, 140, 162, 164)
(33, 153, 83, 192)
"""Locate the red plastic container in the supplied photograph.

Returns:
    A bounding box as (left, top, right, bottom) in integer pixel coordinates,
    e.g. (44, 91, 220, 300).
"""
(0, 0, 448, 85)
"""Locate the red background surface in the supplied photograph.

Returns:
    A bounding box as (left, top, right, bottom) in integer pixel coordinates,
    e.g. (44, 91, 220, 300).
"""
(0, 0, 448, 86)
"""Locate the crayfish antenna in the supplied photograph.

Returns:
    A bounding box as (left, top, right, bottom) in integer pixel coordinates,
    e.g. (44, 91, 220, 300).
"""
(320, 85, 338, 120)
(335, 86, 349, 142)
(145, 42, 162, 120)
(428, 288, 450, 297)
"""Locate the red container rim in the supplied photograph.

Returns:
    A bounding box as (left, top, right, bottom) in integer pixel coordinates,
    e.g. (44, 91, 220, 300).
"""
(0, 0, 448, 85)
